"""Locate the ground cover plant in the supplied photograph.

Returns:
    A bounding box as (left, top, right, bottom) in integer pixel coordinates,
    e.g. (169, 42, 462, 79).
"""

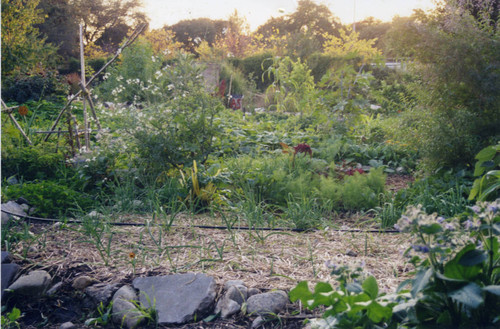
(1, 0, 499, 327)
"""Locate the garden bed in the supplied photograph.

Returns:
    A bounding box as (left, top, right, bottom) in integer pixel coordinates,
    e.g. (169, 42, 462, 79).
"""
(7, 212, 413, 328)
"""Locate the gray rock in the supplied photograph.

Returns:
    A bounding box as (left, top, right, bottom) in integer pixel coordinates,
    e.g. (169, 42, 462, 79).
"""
(215, 285, 247, 318)
(8, 270, 51, 297)
(1, 212, 10, 225)
(112, 285, 144, 329)
(248, 288, 261, 297)
(72, 276, 97, 290)
(1, 201, 28, 220)
(1, 263, 20, 298)
(20, 203, 30, 213)
(133, 273, 216, 325)
(85, 283, 120, 304)
(251, 316, 266, 328)
(47, 282, 63, 296)
(59, 321, 76, 329)
(246, 290, 288, 316)
(215, 298, 240, 318)
(224, 280, 245, 290)
(225, 285, 247, 305)
(1, 251, 10, 263)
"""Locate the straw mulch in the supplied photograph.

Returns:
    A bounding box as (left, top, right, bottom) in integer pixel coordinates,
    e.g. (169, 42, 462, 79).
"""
(15, 212, 413, 294)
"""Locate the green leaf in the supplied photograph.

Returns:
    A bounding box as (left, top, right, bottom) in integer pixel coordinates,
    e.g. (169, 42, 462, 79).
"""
(289, 281, 313, 304)
(444, 244, 482, 281)
(475, 146, 496, 161)
(483, 285, 500, 296)
(8, 307, 21, 321)
(412, 268, 433, 298)
(449, 283, 483, 309)
(458, 249, 487, 266)
(367, 301, 392, 323)
(362, 276, 379, 300)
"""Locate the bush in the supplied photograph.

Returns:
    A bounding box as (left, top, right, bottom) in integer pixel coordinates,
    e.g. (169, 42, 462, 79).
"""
(340, 168, 386, 211)
(1, 144, 68, 181)
(2, 180, 93, 217)
(1, 70, 68, 103)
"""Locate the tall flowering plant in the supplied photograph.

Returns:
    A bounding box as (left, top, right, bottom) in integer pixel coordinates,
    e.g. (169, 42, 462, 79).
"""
(394, 200, 500, 328)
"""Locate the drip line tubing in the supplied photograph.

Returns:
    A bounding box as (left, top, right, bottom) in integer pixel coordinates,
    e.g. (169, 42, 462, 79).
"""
(1, 209, 400, 234)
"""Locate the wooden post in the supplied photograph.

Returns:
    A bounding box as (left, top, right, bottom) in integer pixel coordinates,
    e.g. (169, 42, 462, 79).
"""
(44, 23, 146, 140)
(79, 24, 90, 151)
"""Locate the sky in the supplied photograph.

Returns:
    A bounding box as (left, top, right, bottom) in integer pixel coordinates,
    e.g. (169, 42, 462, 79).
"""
(143, 0, 436, 31)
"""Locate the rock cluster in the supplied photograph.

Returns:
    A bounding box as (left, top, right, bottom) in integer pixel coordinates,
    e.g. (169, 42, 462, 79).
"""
(0, 264, 292, 329)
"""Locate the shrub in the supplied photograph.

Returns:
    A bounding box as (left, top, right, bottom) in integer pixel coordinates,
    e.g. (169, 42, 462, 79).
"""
(1, 70, 68, 103)
(340, 168, 385, 211)
(2, 180, 93, 217)
(1, 144, 68, 181)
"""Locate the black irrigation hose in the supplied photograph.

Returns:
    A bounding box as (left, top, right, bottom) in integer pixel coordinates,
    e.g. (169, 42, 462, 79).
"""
(1, 209, 400, 234)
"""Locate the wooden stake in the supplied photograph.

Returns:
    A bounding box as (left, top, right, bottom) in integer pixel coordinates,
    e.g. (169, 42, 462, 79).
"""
(44, 23, 147, 141)
(80, 24, 90, 150)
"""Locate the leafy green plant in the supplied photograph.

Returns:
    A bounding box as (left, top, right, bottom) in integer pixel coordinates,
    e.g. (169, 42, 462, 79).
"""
(469, 143, 500, 201)
(394, 200, 500, 328)
(1, 306, 22, 329)
(78, 213, 114, 266)
(283, 194, 329, 230)
(1, 144, 68, 181)
(84, 301, 113, 327)
(1, 180, 93, 217)
(290, 263, 397, 328)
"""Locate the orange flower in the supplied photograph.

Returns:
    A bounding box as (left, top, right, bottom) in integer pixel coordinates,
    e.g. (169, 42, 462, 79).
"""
(129, 252, 135, 259)
(18, 105, 28, 116)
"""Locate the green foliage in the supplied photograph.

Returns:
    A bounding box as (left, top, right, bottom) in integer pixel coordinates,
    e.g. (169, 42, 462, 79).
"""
(290, 265, 397, 328)
(1, 0, 57, 76)
(394, 201, 500, 328)
(2, 181, 93, 217)
(1, 306, 22, 329)
(469, 143, 500, 201)
(228, 52, 274, 91)
(338, 168, 385, 211)
(102, 53, 224, 173)
(1, 144, 67, 181)
(390, 3, 500, 170)
(1, 71, 68, 103)
(264, 56, 317, 115)
(97, 38, 162, 103)
(84, 301, 113, 327)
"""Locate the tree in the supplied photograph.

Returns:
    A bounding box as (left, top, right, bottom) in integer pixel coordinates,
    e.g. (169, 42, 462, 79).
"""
(255, 0, 342, 57)
(36, 0, 79, 58)
(1, 0, 57, 76)
(353, 17, 391, 53)
(323, 27, 381, 62)
(69, 0, 147, 49)
(170, 18, 226, 53)
(390, 0, 500, 169)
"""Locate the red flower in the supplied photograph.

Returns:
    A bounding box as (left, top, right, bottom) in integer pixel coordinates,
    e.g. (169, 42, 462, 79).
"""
(293, 143, 312, 157)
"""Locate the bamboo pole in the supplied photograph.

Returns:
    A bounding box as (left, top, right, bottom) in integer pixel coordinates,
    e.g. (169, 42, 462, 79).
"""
(44, 23, 147, 141)
(80, 24, 90, 150)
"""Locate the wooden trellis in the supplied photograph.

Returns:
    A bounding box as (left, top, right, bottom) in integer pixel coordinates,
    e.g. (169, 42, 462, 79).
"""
(42, 23, 147, 152)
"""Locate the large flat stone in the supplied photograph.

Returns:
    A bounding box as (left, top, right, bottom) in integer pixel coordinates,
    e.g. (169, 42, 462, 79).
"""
(1, 263, 20, 299)
(133, 273, 216, 325)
